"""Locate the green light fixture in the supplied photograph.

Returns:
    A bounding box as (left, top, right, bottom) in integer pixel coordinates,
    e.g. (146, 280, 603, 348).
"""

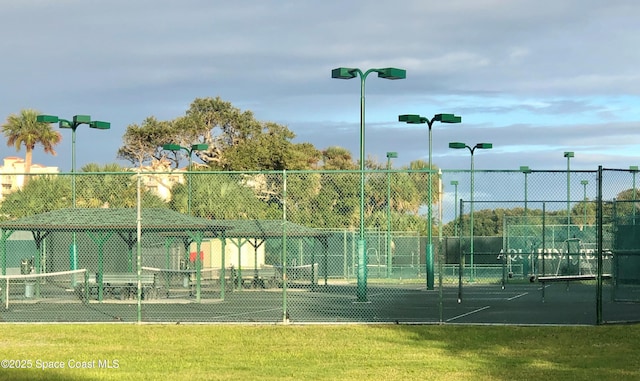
(399, 113, 462, 290)
(331, 65, 406, 302)
(449, 142, 493, 283)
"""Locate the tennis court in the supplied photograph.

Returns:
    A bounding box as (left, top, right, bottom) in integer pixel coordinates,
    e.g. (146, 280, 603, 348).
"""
(2, 273, 638, 325)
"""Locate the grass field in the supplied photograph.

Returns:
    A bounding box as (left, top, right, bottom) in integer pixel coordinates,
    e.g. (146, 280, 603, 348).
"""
(1, 323, 639, 381)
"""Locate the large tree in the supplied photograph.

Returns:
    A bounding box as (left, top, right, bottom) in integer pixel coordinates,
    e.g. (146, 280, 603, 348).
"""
(178, 97, 321, 170)
(0, 176, 69, 219)
(2, 109, 62, 184)
(321, 146, 357, 170)
(77, 163, 166, 208)
(116, 117, 176, 168)
(117, 97, 321, 171)
(0, 164, 166, 220)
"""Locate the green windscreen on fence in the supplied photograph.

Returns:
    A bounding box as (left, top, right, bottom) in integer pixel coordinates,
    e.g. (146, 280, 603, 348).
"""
(612, 200, 640, 302)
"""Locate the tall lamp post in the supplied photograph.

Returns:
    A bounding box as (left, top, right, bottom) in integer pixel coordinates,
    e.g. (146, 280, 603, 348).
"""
(331, 66, 406, 302)
(399, 113, 462, 290)
(451, 180, 459, 236)
(36, 115, 111, 207)
(520, 166, 532, 278)
(449, 142, 492, 282)
(564, 152, 574, 239)
(520, 166, 531, 217)
(163, 143, 209, 302)
(162, 143, 209, 216)
(37, 114, 110, 280)
(581, 180, 588, 226)
(631, 166, 638, 224)
(385, 151, 398, 278)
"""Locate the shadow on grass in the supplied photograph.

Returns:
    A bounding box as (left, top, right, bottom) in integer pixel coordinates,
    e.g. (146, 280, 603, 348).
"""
(371, 324, 640, 381)
(2, 369, 102, 381)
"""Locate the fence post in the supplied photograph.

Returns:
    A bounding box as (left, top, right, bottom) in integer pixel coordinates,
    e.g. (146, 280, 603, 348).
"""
(457, 198, 464, 304)
(596, 166, 603, 325)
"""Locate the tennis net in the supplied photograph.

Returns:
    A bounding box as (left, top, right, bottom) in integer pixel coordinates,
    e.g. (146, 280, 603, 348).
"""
(0, 269, 87, 309)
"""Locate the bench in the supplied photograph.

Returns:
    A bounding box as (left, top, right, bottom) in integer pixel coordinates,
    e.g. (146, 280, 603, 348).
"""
(103, 273, 157, 300)
(142, 267, 231, 296)
(143, 268, 196, 297)
(231, 266, 279, 289)
(77, 273, 157, 300)
(273, 264, 318, 287)
(536, 274, 613, 301)
(537, 274, 612, 292)
(537, 274, 612, 283)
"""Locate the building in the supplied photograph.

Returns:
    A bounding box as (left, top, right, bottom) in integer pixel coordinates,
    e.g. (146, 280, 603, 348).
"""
(0, 157, 59, 202)
(134, 159, 185, 202)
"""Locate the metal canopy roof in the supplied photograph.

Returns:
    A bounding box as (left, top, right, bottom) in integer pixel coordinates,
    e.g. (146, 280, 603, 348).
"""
(0, 210, 329, 240)
(0, 208, 232, 234)
(211, 219, 329, 239)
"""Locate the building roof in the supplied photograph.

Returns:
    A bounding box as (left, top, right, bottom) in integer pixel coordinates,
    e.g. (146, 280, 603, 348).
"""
(213, 219, 329, 239)
(0, 208, 232, 234)
(0, 209, 327, 240)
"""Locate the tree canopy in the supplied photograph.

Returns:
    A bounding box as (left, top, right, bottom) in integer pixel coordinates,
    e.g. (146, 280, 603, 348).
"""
(2, 109, 62, 184)
(118, 97, 322, 171)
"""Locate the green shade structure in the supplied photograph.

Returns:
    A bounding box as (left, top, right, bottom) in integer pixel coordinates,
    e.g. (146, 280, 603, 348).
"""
(331, 66, 406, 302)
(449, 142, 493, 283)
(399, 113, 461, 290)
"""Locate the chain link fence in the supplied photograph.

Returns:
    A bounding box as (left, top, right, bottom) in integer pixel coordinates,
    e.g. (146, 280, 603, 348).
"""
(0, 167, 639, 324)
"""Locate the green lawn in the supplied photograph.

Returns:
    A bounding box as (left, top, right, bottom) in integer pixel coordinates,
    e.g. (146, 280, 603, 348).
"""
(0, 324, 639, 381)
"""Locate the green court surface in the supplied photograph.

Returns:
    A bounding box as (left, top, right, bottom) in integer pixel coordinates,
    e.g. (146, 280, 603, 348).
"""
(1, 280, 638, 325)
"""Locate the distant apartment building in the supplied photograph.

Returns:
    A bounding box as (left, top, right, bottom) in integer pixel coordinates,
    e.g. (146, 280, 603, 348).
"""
(134, 159, 185, 202)
(1, 156, 187, 203)
(0, 157, 59, 202)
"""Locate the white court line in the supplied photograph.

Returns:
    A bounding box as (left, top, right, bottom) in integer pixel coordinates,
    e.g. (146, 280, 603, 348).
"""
(446, 306, 490, 322)
(507, 292, 529, 301)
(209, 308, 283, 320)
(367, 291, 423, 298)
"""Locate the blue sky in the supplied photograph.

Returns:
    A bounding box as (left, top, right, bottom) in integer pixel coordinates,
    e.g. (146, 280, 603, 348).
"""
(1, 0, 639, 173)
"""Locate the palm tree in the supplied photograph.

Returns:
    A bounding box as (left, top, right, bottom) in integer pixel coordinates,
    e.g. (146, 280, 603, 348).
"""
(2, 109, 62, 185)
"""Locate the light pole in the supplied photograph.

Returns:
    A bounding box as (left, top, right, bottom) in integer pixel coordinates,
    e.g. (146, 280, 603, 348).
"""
(520, 166, 531, 217)
(163, 143, 209, 300)
(399, 114, 462, 290)
(631, 166, 638, 224)
(162, 143, 209, 216)
(581, 180, 588, 226)
(386, 151, 398, 278)
(36, 115, 111, 207)
(449, 142, 492, 282)
(564, 152, 574, 239)
(451, 180, 459, 236)
(331, 66, 406, 302)
(520, 166, 532, 278)
(37, 114, 110, 279)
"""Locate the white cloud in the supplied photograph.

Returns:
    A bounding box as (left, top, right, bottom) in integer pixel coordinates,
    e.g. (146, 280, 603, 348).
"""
(1, 0, 639, 173)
